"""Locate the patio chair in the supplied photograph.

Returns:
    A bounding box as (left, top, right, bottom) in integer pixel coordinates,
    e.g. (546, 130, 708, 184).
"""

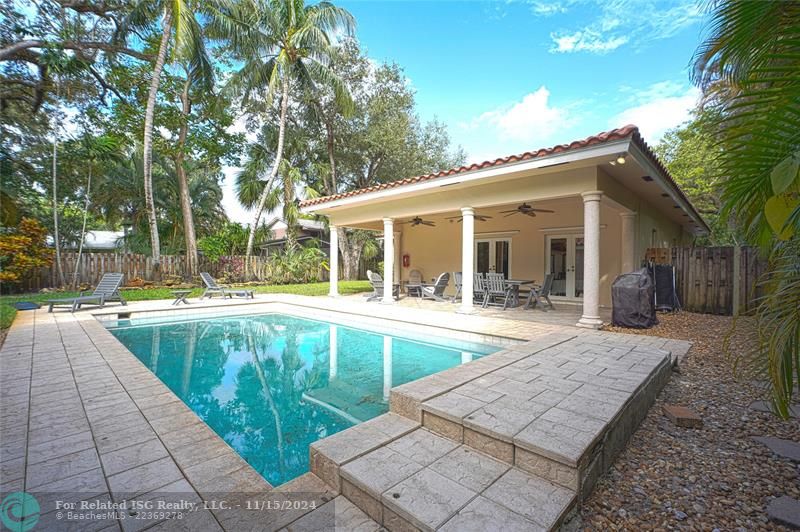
(200, 272, 254, 299)
(524, 273, 555, 310)
(473, 272, 488, 307)
(484, 272, 514, 309)
(366, 270, 399, 302)
(451, 271, 463, 302)
(406, 269, 423, 297)
(47, 273, 126, 313)
(421, 272, 450, 302)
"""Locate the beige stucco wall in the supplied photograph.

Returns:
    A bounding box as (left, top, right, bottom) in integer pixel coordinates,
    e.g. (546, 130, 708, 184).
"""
(396, 196, 625, 307)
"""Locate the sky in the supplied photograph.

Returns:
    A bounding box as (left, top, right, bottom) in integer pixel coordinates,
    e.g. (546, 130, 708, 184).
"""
(222, 0, 709, 223)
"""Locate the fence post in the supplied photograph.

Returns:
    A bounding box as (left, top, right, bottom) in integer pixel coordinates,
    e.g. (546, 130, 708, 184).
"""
(732, 245, 741, 317)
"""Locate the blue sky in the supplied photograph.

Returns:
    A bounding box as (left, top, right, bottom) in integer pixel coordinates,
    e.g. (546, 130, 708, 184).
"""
(223, 0, 708, 222)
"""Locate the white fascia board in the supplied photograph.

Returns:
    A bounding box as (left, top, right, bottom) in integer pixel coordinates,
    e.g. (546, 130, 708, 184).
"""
(301, 140, 630, 214)
(628, 143, 710, 235)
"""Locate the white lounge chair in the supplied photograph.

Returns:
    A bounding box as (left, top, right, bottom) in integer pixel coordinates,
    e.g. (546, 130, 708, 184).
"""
(421, 272, 450, 302)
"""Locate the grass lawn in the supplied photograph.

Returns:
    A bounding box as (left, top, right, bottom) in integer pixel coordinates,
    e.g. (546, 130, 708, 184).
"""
(0, 280, 371, 330)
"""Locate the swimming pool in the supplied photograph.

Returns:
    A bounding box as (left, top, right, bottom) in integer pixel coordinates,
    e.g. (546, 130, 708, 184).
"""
(105, 312, 502, 486)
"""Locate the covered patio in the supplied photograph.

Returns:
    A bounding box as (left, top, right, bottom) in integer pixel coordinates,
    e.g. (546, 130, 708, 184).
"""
(302, 126, 709, 328)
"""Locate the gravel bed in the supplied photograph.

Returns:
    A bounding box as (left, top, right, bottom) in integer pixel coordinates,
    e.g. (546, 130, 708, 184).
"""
(579, 311, 800, 530)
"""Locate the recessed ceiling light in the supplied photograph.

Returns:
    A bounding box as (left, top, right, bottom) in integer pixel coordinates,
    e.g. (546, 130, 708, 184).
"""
(616, 155, 626, 165)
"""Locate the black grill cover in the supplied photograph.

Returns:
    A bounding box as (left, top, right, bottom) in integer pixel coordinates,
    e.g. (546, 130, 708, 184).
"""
(612, 268, 657, 328)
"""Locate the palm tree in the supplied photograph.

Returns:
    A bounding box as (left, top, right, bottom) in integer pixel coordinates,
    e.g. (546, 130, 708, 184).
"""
(693, 1, 800, 416)
(210, 0, 355, 278)
(71, 134, 121, 288)
(127, 0, 213, 278)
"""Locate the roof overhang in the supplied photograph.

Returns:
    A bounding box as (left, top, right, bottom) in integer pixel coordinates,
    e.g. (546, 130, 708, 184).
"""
(302, 140, 628, 213)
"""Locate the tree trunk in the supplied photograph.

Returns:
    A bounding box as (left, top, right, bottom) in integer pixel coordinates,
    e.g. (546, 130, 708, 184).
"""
(72, 165, 92, 289)
(338, 228, 362, 280)
(175, 76, 198, 281)
(51, 78, 65, 288)
(142, 10, 172, 282)
(325, 118, 337, 193)
(283, 168, 296, 252)
(245, 73, 290, 278)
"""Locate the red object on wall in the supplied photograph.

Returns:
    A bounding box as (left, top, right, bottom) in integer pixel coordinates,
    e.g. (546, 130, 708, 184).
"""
(402, 254, 410, 268)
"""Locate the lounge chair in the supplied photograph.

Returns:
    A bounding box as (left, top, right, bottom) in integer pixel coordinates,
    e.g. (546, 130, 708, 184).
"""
(484, 272, 513, 309)
(451, 272, 463, 302)
(421, 272, 450, 302)
(200, 272, 254, 299)
(406, 269, 423, 297)
(47, 273, 126, 313)
(366, 270, 399, 302)
(524, 273, 555, 310)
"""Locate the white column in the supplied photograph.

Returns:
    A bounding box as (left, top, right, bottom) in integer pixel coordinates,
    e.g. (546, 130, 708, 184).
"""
(328, 225, 339, 297)
(383, 335, 392, 400)
(329, 325, 338, 379)
(382, 218, 395, 304)
(620, 212, 637, 273)
(393, 231, 402, 284)
(578, 191, 604, 329)
(461, 351, 473, 364)
(459, 207, 475, 313)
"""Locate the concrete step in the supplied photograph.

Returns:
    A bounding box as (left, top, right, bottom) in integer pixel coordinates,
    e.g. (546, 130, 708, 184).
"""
(396, 333, 672, 499)
(338, 427, 576, 531)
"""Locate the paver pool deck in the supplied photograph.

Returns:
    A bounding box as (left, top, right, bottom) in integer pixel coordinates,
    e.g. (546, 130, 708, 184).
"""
(0, 294, 690, 531)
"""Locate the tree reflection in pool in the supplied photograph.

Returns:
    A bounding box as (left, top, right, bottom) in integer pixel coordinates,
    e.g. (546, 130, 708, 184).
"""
(108, 313, 500, 486)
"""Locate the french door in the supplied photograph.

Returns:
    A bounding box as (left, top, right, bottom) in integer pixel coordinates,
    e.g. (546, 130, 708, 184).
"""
(475, 238, 511, 277)
(545, 234, 584, 300)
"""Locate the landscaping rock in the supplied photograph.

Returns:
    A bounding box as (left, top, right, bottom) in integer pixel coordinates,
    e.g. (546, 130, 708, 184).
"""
(584, 312, 800, 531)
(753, 436, 800, 463)
(662, 404, 703, 428)
(767, 496, 800, 529)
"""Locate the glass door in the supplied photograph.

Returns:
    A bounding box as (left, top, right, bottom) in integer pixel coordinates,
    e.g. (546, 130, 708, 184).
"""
(475, 238, 512, 277)
(546, 234, 583, 299)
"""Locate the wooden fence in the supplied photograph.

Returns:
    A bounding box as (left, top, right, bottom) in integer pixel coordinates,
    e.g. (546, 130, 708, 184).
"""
(20, 252, 312, 291)
(17, 251, 372, 292)
(646, 246, 767, 315)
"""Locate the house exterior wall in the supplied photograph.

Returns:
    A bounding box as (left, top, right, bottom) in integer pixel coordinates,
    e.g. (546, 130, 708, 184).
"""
(397, 196, 625, 307)
(326, 164, 693, 308)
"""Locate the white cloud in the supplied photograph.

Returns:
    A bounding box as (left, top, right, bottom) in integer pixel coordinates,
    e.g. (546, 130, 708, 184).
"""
(464, 87, 569, 145)
(610, 83, 700, 142)
(551, 30, 628, 54)
(545, 0, 702, 55)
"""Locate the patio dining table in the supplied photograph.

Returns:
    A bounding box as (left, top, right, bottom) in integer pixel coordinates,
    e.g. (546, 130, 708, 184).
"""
(504, 279, 536, 307)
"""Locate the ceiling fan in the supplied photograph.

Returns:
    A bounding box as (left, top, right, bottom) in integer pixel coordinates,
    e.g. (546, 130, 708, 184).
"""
(499, 203, 555, 218)
(445, 214, 492, 223)
(399, 216, 436, 227)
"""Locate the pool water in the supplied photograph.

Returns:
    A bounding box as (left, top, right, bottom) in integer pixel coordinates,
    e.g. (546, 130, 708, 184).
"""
(106, 312, 501, 486)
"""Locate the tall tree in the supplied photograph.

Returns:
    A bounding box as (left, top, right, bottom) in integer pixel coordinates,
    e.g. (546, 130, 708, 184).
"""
(693, 1, 800, 416)
(70, 134, 121, 288)
(211, 0, 355, 278)
(127, 0, 213, 278)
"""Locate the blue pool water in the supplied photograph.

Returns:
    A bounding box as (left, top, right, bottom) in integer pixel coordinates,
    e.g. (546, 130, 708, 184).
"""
(106, 312, 501, 486)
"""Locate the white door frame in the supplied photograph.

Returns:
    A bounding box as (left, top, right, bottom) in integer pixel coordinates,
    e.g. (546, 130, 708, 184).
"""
(545, 233, 583, 300)
(475, 238, 512, 277)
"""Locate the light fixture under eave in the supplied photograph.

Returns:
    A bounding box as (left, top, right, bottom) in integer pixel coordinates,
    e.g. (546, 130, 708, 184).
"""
(616, 155, 627, 165)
